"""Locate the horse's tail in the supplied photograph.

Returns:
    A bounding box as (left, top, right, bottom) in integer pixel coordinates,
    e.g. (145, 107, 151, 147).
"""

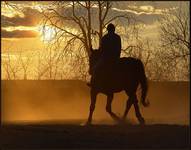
(138, 60, 150, 107)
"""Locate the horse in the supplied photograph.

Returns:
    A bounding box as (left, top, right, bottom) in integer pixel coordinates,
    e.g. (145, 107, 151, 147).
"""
(86, 48, 150, 125)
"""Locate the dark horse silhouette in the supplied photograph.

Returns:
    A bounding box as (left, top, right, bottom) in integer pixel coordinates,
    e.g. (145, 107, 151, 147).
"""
(86, 48, 150, 125)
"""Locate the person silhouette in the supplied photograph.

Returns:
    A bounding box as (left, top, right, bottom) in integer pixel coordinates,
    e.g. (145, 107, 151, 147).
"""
(100, 23, 121, 65)
(88, 23, 122, 87)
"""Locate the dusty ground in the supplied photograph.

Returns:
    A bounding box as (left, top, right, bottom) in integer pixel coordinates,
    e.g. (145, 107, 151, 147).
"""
(1, 124, 189, 149)
(1, 80, 189, 125)
(1, 80, 189, 149)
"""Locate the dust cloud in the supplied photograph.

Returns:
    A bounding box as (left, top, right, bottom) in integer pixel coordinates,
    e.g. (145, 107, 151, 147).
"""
(1, 80, 189, 125)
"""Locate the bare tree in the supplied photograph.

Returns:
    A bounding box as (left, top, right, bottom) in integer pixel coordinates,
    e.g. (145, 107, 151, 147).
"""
(119, 23, 154, 80)
(159, 3, 190, 80)
(2, 1, 168, 81)
(18, 51, 34, 80)
(42, 1, 129, 56)
(38, 1, 131, 80)
(2, 52, 21, 80)
(160, 4, 190, 51)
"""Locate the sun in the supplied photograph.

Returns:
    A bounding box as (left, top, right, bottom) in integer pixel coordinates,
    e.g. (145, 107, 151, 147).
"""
(38, 26, 56, 43)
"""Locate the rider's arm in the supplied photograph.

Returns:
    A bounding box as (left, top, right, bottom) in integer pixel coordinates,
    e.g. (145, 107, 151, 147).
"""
(119, 36, 121, 51)
(117, 36, 122, 58)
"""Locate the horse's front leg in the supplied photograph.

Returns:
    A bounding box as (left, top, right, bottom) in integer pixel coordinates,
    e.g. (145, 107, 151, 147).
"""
(106, 93, 121, 123)
(86, 88, 97, 125)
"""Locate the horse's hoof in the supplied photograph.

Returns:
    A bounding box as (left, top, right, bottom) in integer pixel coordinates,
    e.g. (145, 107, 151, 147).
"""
(138, 118, 145, 125)
(116, 119, 126, 125)
(119, 119, 132, 125)
(85, 121, 92, 126)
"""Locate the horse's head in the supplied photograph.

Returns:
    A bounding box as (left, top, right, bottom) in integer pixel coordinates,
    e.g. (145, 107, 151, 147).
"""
(89, 47, 101, 74)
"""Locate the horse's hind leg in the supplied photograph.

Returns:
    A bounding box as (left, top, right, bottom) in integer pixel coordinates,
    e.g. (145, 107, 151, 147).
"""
(122, 96, 134, 120)
(133, 98, 145, 125)
(106, 94, 121, 122)
(86, 89, 97, 125)
(123, 93, 145, 125)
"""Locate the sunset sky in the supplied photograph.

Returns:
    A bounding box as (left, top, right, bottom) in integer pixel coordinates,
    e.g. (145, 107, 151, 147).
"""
(1, 1, 189, 80)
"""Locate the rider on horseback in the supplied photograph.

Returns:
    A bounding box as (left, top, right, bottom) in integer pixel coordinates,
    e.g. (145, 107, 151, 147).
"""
(100, 23, 121, 65)
(87, 24, 149, 124)
(88, 23, 122, 87)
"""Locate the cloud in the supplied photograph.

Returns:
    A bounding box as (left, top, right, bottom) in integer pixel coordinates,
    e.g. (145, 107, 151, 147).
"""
(53, 3, 162, 31)
(1, 29, 39, 38)
(1, 7, 42, 27)
(113, 1, 182, 10)
(1, 2, 181, 29)
(112, 6, 162, 15)
(1, 1, 187, 39)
